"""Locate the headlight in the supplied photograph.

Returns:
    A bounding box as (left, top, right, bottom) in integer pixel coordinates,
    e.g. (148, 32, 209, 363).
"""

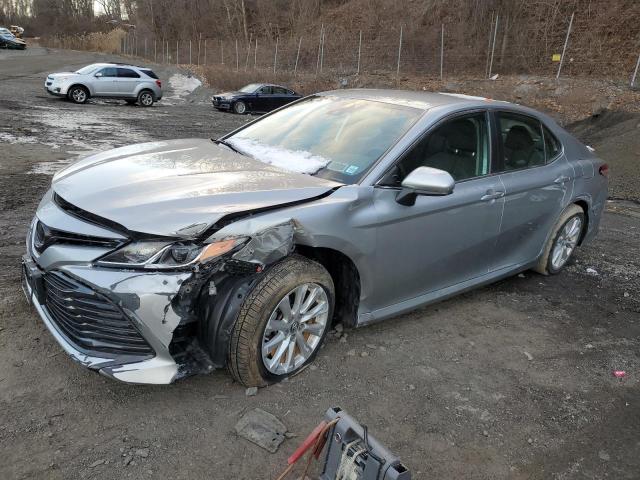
(96, 237, 247, 269)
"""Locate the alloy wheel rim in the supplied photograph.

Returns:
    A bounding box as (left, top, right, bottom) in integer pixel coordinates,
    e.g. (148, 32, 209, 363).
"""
(141, 93, 152, 105)
(73, 89, 86, 102)
(551, 216, 582, 270)
(236, 102, 245, 113)
(261, 283, 329, 375)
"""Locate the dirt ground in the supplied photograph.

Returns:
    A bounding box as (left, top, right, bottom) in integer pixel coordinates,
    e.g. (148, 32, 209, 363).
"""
(0, 46, 639, 480)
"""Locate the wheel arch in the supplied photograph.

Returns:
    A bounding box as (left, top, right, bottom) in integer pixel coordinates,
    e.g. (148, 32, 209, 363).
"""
(294, 245, 361, 328)
(67, 83, 91, 97)
(572, 198, 590, 245)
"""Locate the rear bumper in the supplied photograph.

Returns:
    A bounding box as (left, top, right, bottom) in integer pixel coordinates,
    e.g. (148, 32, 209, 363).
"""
(22, 254, 185, 384)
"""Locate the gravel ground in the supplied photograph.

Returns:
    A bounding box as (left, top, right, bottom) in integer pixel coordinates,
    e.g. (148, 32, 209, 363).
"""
(1, 46, 639, 480)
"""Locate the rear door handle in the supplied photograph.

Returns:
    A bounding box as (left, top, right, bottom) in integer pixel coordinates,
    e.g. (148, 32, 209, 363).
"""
(554, 175, 571, 184)
(481, 190, 505, 201)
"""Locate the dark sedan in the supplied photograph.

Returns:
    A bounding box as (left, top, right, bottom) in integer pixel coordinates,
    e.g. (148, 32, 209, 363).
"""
(212, 83, 301, 114)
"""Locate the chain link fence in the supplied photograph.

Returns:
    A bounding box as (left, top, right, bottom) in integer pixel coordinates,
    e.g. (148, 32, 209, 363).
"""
(43, 11, 640, 87)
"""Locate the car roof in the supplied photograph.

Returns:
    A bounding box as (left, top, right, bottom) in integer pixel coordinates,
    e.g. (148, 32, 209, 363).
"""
(317, 89, 513, 111)
(90, 63, 151, 69)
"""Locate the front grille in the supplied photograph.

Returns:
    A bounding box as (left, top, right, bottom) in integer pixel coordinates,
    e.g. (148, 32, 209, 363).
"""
(33, 220, 123, 255)
(43, 271, 153, 357)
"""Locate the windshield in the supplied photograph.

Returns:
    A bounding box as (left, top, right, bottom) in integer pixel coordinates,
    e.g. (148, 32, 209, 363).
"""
(226, 95, 422, 183)
(0, 28, 13, 37)
(75, 64, 100, 75)
(239, 84, 261, 93)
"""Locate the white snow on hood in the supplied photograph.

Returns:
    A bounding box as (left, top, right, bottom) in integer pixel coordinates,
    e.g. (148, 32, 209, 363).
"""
(227, 137, 330, 175)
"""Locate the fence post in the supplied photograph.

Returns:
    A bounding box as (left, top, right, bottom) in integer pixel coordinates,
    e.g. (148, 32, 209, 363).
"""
(221, 40, 224, 64)
(356, 30, 362, 75)
(556, 12, 575, 79)
(198, 33, 202, 65)
(144, 38, 147, 58)
(245, 34, 252, 71)
(204, 39, 207, 65)
(154, 39, 157, 62)
(488, 14, 499, 78)
(320, 28, 325, 73)
(176, 40, 179, 66)
(294, 37, 302, 76)
(189, 39, 192, 65)
(273, 37, 279, 74)
(396, 25, 403, 79)
(440, 24, 444, 80)
(254, 38, 258, 69)
(316, 24, 323, 76)
(631, 54, 640, 88)
(236, 38, 239, 71)
(485, 13, 494, 78)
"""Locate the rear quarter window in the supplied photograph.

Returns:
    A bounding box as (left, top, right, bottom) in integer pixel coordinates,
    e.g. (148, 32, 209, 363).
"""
(542, 125, 562, 162)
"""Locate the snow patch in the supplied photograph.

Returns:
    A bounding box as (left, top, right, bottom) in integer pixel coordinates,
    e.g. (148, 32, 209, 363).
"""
(165, 74, 202, 102)
(227, 137, 330, 175)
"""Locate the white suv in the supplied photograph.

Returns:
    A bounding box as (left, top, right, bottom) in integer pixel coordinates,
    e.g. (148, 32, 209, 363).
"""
(45, 63, 163, 106)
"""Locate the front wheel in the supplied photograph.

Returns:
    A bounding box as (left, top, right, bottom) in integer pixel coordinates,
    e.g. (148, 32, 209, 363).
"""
(137, 90, 154, 107)
(68, 86, 88, 104)
(228, 255, 334, 387)
(534, 204, 585, 275)
(233, 100, 247, 114)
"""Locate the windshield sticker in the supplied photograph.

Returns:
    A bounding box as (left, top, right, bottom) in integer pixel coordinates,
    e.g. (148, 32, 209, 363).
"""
(344, 165, 360, 175)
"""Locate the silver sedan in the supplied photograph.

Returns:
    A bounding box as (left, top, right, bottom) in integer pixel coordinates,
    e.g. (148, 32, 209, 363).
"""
(22, 90, 608, 385)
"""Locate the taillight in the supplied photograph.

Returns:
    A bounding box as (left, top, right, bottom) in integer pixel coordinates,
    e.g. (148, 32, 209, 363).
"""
(599, 163, 609, 176)
(155, 80, 162, 88)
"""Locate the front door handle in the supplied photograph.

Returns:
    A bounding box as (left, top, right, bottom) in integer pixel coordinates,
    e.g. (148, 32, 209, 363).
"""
(554, 175, 571, 184)
(481, 190, 505, 201)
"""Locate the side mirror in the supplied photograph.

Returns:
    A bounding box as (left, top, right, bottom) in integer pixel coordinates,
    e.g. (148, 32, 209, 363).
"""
(396, 166, 455, 206)
(95, 72, 103, 77)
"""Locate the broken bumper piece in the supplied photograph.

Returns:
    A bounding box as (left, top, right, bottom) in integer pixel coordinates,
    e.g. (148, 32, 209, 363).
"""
(22, 255, 191, 384)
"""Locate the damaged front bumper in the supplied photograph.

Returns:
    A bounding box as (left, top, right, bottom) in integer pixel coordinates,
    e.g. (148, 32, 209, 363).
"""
(22, 253, 191, 384)
(22, 205, 297, 385)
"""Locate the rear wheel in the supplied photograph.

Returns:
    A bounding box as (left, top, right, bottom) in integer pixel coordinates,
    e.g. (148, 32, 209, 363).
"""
(68, 86, 88, 104)
(228, 255, 334, 387)
(138, 90, 154, 107)
(233, 101, 247, 114)
(534, 204, 585, 275)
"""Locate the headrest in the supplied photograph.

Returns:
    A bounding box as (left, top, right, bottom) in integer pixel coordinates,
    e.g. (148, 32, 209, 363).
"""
(446, 120, 476, 152)
(504, 125, 533, 150)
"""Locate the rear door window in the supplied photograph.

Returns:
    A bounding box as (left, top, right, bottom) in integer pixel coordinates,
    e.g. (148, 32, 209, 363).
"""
(117, 68, 140, 78)
(495, 112, 545, 171)
(273, 87, 288, 94)
(141, 69, 158, 79)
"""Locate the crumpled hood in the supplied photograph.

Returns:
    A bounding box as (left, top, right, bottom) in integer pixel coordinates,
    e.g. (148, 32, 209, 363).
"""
(51, 138, 340, 237)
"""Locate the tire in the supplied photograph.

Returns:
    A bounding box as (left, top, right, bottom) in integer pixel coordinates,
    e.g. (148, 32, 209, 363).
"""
(68, 85, 89, 104)
(137, 90, 154, 107)
(534, 204, 585, 275)
(125, 99, 137, 105)
(228, 255, 334, 387)
(233, 101, 247, 114)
